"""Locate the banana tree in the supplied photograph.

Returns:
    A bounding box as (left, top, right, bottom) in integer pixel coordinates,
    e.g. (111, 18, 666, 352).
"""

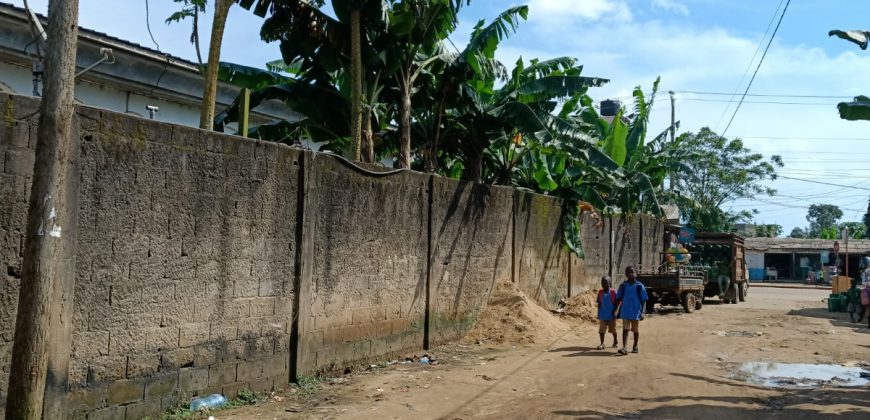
(829, 29, 870, 120)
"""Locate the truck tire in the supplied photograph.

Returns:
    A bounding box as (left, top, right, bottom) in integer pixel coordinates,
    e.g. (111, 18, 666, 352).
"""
(682, 293, 696, 313)
(695, 294, 703, 310)
(725, 283, 738, 304)
(738, 282, 747, 302)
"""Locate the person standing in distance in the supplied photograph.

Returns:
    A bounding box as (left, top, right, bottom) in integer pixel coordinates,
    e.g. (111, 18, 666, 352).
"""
(615, 266, 648, 355)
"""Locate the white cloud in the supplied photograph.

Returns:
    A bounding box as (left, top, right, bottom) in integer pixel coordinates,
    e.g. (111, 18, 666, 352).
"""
(527, 0, 632, 23)
(652, 0, 690, 16)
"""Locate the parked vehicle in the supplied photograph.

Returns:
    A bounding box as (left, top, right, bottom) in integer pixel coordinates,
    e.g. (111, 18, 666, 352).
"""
(684, 233, 748, 304)
(637, 258, 705, 313)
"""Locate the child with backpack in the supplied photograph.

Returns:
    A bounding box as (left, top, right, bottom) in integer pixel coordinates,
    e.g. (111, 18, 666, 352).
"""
(615, 266, 648, 355)
(596, 276, 618, 350)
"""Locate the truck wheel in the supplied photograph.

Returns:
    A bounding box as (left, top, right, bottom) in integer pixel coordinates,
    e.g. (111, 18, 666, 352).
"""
(682, 293, 696, 313)
(738, 282, 747, 302)
(694, 294, 703, 310)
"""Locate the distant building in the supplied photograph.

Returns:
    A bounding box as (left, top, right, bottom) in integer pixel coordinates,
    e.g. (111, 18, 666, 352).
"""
(744, 237, 870, 281)
(0, 1, 293, 132)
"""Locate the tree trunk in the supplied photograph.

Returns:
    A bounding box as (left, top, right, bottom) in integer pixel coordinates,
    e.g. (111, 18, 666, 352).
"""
(199, 0, 232, 130)
(362, 107, 374, 163)
(398, 71, 412, 169)
(349, 8, 363, 160)
(5, 0, 80, 418)
(464, 137, 484, 183)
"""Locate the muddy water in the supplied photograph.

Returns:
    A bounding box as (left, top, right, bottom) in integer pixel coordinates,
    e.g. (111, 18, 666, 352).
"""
(734, 362, 870, 388)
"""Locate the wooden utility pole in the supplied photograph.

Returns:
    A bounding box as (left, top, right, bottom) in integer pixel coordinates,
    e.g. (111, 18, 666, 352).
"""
(5, 0, 80, 418)
(668, 90, 676, 196)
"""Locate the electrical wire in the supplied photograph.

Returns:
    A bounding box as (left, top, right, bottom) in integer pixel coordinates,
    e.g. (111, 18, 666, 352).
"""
(676, 90, 852, 100)
(683, 98, 832, 106)
(714, 0, 785, 130)
(145, 0, 161, 51)
(776, 176, 870, 191)
(731, 136, 870, 141)
(721, 0, 791, 138)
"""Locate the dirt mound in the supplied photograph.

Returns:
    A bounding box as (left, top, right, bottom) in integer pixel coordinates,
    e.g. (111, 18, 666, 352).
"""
(559, 290, 599, 323)
(462, 281, 568, 346)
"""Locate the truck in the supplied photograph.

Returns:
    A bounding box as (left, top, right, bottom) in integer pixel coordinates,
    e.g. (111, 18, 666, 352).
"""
(637, 232, 748, 314)
(685, 233, 748, 305)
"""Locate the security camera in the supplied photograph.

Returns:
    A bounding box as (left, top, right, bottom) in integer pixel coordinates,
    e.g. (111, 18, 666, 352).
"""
(146, 105, 159, 119)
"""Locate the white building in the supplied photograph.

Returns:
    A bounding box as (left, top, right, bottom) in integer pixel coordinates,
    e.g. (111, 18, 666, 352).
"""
(0, 1, 294, 132)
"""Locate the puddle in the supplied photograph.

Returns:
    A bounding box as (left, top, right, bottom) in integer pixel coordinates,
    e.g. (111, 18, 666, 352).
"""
(733, 362, 870, 388)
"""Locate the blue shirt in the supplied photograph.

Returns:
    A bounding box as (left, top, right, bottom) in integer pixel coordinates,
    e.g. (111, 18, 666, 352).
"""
(616, 280, 648, 320)
(598, 289, 616, 321)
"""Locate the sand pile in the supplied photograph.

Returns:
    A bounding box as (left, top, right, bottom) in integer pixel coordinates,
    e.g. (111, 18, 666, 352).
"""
(462, 281, 568, 346)
(559, 290, 599, 323)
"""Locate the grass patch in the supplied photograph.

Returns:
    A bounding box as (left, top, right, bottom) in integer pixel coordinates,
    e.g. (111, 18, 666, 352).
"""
(294, 375, 324, 395)
(147, 388, 261, 420)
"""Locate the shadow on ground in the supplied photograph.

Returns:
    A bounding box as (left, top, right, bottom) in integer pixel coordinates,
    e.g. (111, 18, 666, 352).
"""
(787, 307, 870, 334)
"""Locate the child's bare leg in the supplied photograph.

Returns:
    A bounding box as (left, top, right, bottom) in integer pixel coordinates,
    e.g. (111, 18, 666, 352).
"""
(598, 333, 605, 346)
(611, 332, 618, 347)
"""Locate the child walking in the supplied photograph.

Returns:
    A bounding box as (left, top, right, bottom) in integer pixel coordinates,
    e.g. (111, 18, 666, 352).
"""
(596, 276, 618, 350)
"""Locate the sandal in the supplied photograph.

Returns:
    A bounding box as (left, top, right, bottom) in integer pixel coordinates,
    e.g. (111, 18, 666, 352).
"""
(632, 347, 639, 354)
(618, 348, 628, 355)
(596, 344, 605, 350)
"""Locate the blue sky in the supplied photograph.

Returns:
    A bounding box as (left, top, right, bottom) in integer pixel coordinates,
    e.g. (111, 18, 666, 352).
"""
(22, 0, 870, 235)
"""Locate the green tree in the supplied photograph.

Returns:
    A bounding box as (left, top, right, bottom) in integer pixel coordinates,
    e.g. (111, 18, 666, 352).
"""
(829, 30, 870, 120)
(839, 221, 867, 240)
(789, 227, 808, 238)
(864, 196, 870, 233)
(754, 224, 783, 238)
(673, 127, 783, 232)
(806, 204, 843, 236)
(167, 0, 235, 129)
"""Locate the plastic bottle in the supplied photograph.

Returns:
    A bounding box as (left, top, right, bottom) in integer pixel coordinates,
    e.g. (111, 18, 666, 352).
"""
(190, 394, 227, 411)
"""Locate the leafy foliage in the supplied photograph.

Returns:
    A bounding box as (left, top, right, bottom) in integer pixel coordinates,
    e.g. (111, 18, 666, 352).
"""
(788, 227, 808, 238)
(829, 29, 870, 121)
(752, 224, 782, 238)
(806, 204, 843, 236)
(673, 127, 783, 232)
(839, 221, 867, 240)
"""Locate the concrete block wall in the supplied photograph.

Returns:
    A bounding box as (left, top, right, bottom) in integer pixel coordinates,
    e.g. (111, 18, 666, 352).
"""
(0, 92, 668, 419)
(1, 95, 297, 419)
(569, 214, 611, 295)
(299, 155, 429, 373)
(428, 179, 513, 346)
(513, 191, 569, 310)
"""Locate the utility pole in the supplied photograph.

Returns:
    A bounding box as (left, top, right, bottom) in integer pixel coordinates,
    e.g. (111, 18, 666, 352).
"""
(6, 0, 80, 418)
(668, 90, 676, 198)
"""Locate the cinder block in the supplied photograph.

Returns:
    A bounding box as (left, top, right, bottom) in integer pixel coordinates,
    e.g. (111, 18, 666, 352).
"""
(126, 354, 160, 378)
(106, 379, 145, 405)
(248, 376, 274, 394)
(66, 385, 107, 411)
(250, 297, 276, 317)
(88, 355, 128, 383)
(236, 360, 263, 382)
(4, 149, 35, 176)
(71, 331, 110, 359)
(123, 397, 162, 420)
(178, 322, 209, 347)
(108, 329, 146, 355)
(0, 120, 30, 149)
(193, 344, 219, 367)
(145, 327, 180, 352)
(161, 347, 194, 369)
(208, 362, 237, 386)
(87, 405, 126, 420)
(178, 367, 209, 392)
(145, 373, 179, 399)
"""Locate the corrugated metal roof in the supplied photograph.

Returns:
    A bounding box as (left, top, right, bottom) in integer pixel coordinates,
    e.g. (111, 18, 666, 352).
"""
(745, 237, 870, 254)
(0, 1, 198, 70)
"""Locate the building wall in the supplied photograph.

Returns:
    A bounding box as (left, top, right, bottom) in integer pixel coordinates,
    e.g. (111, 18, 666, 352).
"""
(0, 92, 667, 419)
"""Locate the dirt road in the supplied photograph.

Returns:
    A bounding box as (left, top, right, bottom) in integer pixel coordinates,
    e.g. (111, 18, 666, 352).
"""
(220, 287, 869, 419)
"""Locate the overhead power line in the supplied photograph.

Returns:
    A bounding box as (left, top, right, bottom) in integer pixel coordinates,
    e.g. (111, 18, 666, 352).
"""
(731, 136, 870, 141)
(676, 90, 852, 99)
(776, 175, 870, 190)
(721, 0, 792, 137)
(683, 98, 833, 106)
(714, 0, 785, 129)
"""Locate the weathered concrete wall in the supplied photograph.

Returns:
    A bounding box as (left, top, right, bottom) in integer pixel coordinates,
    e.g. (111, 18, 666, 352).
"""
(639, 215, 665, 270)
(0, 92, 668, 419)
(1, 94, 297, 419)
(513, 191, 568, 310)
(299, 155, 429, 373)
(429, 179, 513, 346)
(569, 214, 611, 295)
(611, 216, 642, 286)
(0, 96, 36, 410)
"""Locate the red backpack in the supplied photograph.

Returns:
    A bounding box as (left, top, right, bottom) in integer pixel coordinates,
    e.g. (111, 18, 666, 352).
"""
(598, 289, 617, 306)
